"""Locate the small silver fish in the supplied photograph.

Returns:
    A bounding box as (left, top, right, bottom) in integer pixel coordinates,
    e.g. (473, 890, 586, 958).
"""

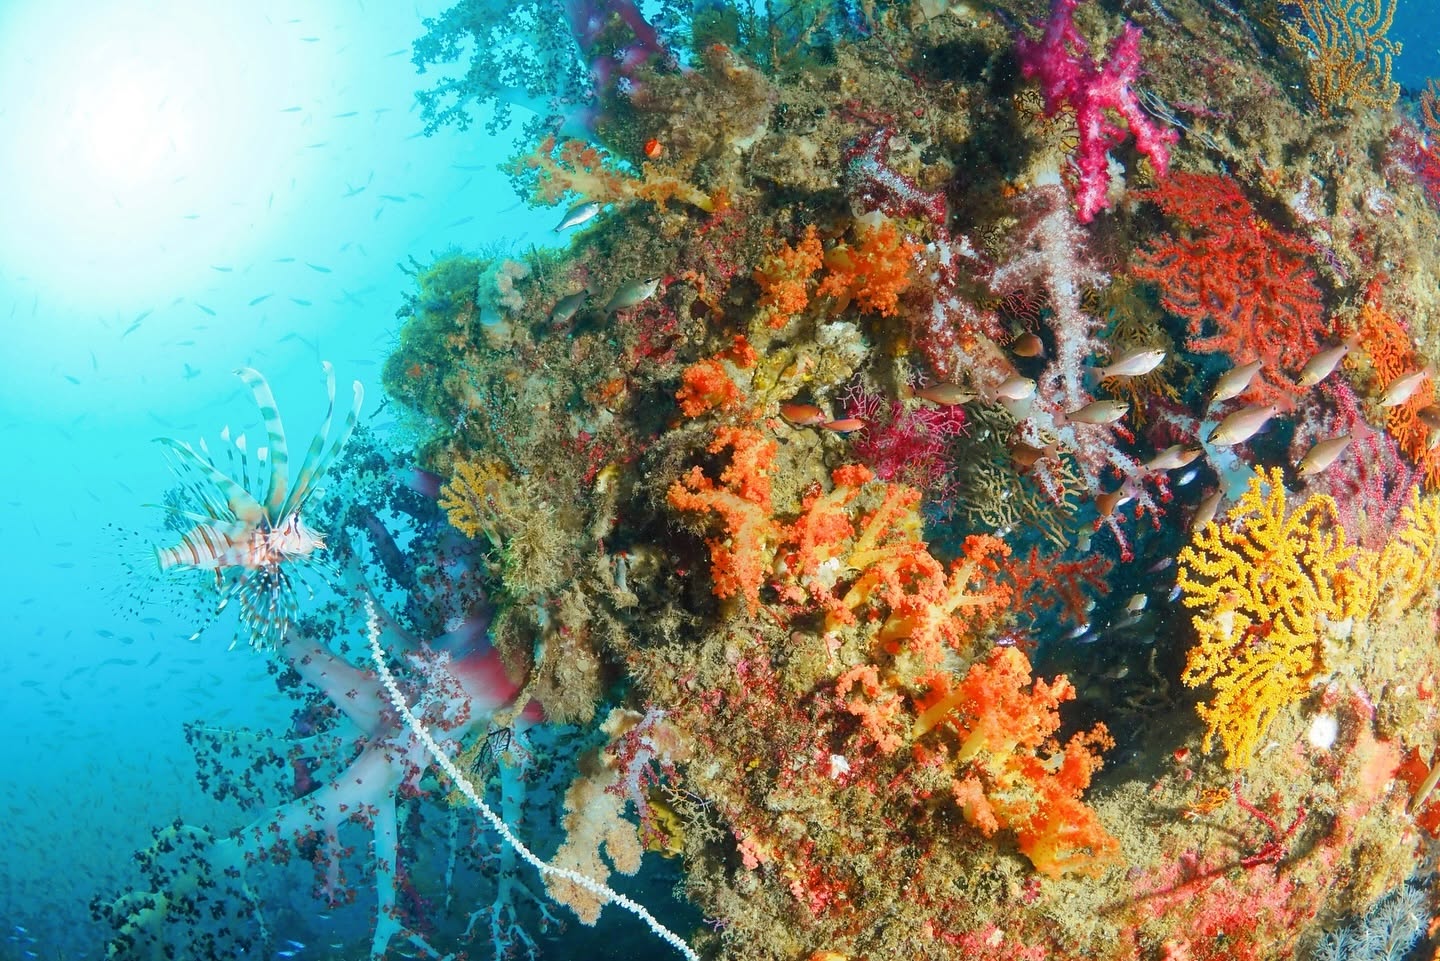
(1209, 359, 1264, 406)
(1296, 339, 1354, 388)
(1065, 399, 1130, 425)
(1379, 366, 1434, 407)
(550, 289, 589, 325)
(1208, 404, 1277, 447)
(1192, 490, 1223, 531)
(605, 277, 661, 312)
(554, 200, 601, 231)
(1145, 444, 1203, 471)
(1096, 346, 1166, 378)
(1297, 434, 1352, 476)
(1126, 592, 1148, 614)
(994, 375, 1036, 401)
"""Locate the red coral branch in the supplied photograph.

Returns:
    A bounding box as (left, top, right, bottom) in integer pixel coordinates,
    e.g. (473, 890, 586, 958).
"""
(1130, 172, 1329, 409)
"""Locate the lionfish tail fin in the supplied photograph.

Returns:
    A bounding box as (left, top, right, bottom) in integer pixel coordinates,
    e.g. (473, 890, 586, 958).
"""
(234, 367, 290, 523)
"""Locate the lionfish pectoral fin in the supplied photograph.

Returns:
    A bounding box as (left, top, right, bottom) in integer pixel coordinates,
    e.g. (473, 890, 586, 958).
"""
(155, 437, 267, 525)
(235, 367, 291, 522)
(280, 372, 363, 519)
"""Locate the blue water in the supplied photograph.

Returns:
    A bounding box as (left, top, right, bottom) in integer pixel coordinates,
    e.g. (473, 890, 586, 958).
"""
(0, 1, 558, 957)
(2, 0, 1439, 958)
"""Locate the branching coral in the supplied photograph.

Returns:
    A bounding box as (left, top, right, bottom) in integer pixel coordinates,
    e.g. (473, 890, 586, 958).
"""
(1280, 0, 1400, 116)
(1177, 467, 1376, 768)
(412, 0, 671, 137)
(507, 135, 715, 213)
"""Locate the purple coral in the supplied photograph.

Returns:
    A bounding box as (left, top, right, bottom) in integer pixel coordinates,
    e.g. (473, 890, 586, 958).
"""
(1015, 0, 1177, 222)
(413, 0, 672, 137)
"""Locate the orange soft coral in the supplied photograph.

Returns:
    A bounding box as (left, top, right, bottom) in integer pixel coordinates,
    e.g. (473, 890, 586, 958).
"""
(816, 220, 921, 317)
(874, 534, 1013, 665)
(667, 426, 779, 612)
(676, 358, 744, 418)
(911, 647, 1120, 878)
(753, 225, 824, 329)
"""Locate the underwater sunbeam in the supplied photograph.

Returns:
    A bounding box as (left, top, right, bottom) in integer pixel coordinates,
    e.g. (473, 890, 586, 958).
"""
(0, 0, 329, 307)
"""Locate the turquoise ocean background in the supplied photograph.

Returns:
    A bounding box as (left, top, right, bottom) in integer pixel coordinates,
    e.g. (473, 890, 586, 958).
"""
(0, 0, 1435, 957)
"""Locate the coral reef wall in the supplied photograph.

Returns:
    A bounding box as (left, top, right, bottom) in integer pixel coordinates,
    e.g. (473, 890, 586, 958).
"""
(100, 0, 1440, 958)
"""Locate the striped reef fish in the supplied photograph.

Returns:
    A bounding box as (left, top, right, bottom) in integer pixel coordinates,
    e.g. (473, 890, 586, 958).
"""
(154, 363, 363, 651)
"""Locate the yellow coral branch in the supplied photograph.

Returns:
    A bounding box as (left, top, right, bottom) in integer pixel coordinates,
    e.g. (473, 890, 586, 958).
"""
(1177, 467, 1376, 768)
(1281, 0, 1400, 116)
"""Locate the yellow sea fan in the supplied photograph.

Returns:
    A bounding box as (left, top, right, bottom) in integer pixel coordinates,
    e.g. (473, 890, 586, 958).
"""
(1378, 487, 1440, 613)
(1177, 467, 1377, 768)
(438, 456, 513, 545)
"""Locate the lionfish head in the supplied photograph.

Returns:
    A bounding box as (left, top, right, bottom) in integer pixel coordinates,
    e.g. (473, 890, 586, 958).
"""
(270, 512, 326, 560)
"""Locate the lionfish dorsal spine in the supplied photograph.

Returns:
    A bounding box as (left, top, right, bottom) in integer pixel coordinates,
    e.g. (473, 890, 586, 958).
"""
(234, 367, 290, 523)
(280, 368, 363, 519)
(155, 438, 267, 526)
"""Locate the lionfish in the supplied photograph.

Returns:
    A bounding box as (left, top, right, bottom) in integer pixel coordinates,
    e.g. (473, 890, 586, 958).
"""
(154, 363, 363, 651)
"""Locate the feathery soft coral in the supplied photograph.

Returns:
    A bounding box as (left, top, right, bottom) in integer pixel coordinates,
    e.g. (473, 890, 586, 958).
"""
(667, 426, 779, 612)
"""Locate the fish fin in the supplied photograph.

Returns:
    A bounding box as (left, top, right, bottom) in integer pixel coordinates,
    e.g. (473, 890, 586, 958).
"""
(280, 367, 363, 518)
(156, 438, 266, 525)
(234, 367, 290, 521)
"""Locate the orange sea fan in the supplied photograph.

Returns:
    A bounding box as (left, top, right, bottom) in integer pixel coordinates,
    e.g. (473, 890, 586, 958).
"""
(1357, 285, 1440, 488)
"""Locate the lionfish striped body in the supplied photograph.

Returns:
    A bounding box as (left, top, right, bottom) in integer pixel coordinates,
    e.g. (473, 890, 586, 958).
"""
(155, 363, 363, 651)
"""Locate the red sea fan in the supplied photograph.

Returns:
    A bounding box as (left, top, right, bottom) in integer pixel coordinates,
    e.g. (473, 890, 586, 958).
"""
(1130, 172, 1330, 409)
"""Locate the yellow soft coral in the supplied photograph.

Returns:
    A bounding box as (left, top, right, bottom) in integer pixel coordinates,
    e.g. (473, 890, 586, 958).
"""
(1177, 467, 1376, 769)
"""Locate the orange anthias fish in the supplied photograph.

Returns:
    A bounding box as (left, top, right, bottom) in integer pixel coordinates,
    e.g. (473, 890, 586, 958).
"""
(780, 402, 827, 426)
(155, 363, 363, 651)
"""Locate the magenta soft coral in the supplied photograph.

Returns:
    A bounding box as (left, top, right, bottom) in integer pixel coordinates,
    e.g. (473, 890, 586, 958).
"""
(1015, 0, 1177, 222)
(844, 385, 967, 498)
